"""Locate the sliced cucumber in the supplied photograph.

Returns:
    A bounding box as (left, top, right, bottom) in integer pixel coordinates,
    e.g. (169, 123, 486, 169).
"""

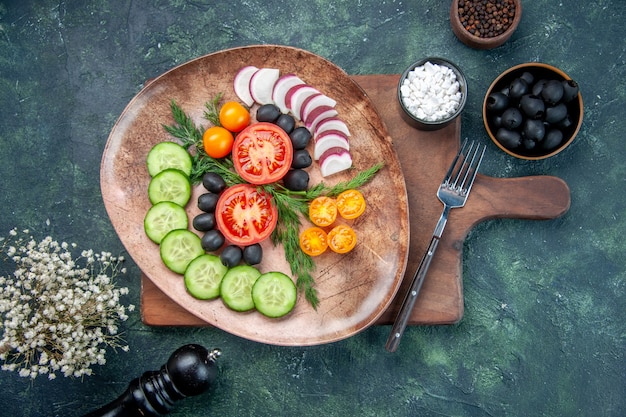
(184, 254, 228, 300)
(146, 141, 193, 177)
(159, 229, 204, 274)
(220, 265, 261, 312)
(252, 272, 297, 318)
(144, 201, 188, 244)
(148, 168, 192, 207)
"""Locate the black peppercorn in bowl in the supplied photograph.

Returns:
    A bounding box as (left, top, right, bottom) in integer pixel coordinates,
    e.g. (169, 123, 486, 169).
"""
(397, 57, 467, 131)
(450, 0, 522, 50)
(483, 62, 583, 160)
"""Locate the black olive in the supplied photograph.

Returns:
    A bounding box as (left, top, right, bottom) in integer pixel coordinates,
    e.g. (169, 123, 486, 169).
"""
(544, 103, 568, 124)
(520, 71, 535, 85)
(289, 127, 312, 150)
(496, 128, 522, 149)
(193, 213, 216, 232)
(197, 192, 219, 212)
(522, 119, 546, 142)
(201, 229, 225, 252)
(275, 114, 296, 134)
(541, 80, 564, 105)
(501, 107, 523, 129)
(243, 243, 263, 265)
(282, 169, 309, 191)
(202, 172, 226, 194)
(486, 91, 510, 113)
(556, 114, 575, 130)
(291, 149, 312, 169)
(220, 245, 242, 267)
(541, 129, 564, 150)
(520, 94, 545, 119)
(531, 79, 548, 96)
(509, 77, 529, 99)
(561, 79, 579, 103)
(256, 104, 281, 123)
(491, 115, 503, 129)
(522, 137, 537, 150)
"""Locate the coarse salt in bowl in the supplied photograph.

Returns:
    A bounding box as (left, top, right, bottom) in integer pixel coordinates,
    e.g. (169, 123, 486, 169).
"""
(398, 57, 467, 130)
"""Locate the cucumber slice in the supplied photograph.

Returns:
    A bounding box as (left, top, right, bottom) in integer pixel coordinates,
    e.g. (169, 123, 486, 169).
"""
(184, 254, 229, 300)
(144, 201, 188, 244)
(220, 265, 261, 312)
(252, 272, 297, 318)
(146, 141, 193, 177)
(159, 229, 204, 274)
(148, 168, 191, 206)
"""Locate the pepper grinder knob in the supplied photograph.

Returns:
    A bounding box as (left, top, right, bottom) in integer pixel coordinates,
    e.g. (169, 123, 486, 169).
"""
(83, 344, 221, 417)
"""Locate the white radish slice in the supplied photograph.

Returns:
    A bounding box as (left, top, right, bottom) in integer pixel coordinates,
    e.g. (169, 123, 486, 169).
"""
(272, 74, 305, 114)
(289, 85, 320, 121)
(305, 105, 339, 131)
(233, 66, 259, 107)
(249, 68, 280, 105)
(319, 147, 353, 177)
(313, 131, 349, 160)
(300, 93, 337, 122)
(314, 117, 351, 138)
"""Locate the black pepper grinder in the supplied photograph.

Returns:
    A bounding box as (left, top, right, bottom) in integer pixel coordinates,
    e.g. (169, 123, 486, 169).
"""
(82, 344, 221, 417)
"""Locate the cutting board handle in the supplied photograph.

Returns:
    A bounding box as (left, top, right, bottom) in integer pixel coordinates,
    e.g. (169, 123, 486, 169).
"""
(470, 174, 570, 222)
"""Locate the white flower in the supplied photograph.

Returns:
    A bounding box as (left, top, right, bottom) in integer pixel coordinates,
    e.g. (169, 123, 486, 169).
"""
(0, 228, 132, 380)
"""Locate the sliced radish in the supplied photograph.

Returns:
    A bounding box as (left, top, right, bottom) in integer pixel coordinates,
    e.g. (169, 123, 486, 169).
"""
(305, 105, 339, 131)
(289, 85, 319, 121)
(272, 74, 305, 114)
(249, 68, 280, 105)
(233, 66, 259, 107)
(313, 131, 349, 160)
(319, 147, 353, 177)
(284, 84, 308, 112)
(300, 93, 337, 122)
(314, 117, 351, 138)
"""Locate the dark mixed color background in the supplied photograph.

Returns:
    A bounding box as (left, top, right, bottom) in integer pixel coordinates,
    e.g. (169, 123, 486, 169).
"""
(0, 1, 624, 416)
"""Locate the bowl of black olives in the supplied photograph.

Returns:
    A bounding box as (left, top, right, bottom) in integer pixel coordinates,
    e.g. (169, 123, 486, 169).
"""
(483, 63, 583, 160)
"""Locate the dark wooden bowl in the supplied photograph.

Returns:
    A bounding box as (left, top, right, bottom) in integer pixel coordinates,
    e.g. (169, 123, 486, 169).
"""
(450, 0, 522, 50)
(483, 63, 583, 160)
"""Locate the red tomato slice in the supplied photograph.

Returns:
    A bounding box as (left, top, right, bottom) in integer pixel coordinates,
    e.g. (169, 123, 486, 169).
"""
(232, 122, 293, 185)
(215, 183, 278, 246)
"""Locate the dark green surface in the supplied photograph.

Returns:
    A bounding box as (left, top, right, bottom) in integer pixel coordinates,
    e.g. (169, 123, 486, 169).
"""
(1, 0, 624, 416)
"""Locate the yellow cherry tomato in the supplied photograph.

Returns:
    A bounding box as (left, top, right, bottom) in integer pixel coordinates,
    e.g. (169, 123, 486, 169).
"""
(327, 224, 357, 254)
(219, 101, 250, 133)
(299, 227, 328, 257)
(203, 126, 234, 159)
(308, 196, 337, 227)
(336, 189, 366, 220)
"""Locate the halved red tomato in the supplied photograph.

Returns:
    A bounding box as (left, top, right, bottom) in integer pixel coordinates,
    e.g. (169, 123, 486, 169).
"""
(215, 183, 278, 246)
(232, 122, 293, 185)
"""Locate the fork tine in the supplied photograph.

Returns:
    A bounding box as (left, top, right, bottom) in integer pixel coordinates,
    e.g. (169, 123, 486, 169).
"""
(443, 138, 470, 186)
(450, 140, 476, 189)
(459, 142, 486, 196)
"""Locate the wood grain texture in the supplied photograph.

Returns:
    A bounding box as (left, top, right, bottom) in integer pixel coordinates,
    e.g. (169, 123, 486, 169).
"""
(139, 73, 570, 329)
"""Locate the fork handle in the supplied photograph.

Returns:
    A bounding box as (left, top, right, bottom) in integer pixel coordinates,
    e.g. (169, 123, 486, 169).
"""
(385, 235, 441, 352)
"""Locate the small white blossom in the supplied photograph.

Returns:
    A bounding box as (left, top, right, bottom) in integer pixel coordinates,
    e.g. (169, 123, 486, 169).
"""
(0, 228, 132, 380)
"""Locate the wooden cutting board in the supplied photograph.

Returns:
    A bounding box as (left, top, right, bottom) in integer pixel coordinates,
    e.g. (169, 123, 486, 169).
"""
(139, 74, 570, 327)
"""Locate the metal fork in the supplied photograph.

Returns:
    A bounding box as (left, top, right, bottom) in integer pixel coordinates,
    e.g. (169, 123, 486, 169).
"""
(385, 139, 486, 352)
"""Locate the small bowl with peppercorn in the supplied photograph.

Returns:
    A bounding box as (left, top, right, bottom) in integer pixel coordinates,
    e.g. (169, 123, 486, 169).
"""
(398, 57, 467, 131)
(450, 0, 522, 50)
(483, 62, 583, 160)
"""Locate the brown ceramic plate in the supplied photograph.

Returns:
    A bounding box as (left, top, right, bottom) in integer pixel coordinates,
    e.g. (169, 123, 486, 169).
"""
(101, 45, 409, 346)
